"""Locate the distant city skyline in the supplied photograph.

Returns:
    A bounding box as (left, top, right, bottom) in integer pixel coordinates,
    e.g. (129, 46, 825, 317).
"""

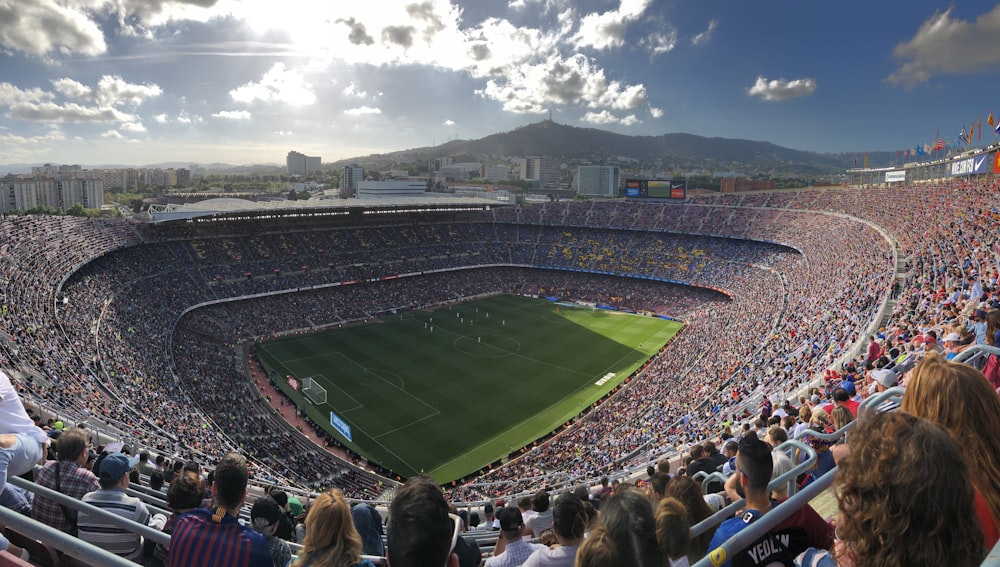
(2, 1, 1000, 166)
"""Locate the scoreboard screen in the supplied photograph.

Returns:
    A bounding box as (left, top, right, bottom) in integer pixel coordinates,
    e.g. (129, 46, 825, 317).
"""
(625, 179, 686, 199)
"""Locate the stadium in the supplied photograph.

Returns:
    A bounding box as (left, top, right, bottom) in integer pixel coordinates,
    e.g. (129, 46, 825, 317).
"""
(3, 160, 1000, 565)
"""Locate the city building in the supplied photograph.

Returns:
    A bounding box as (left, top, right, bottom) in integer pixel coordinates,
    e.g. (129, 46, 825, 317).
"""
(356, 180, 427, 198)
(287, 151, 322, 176)
(576, 166, 621, 197)
(518, 157, 560, 188)
(341, 166, 364, 196)
(0, 174, 103, 213)
(720, 178, 776, 193)
(483, 165, 512, 181)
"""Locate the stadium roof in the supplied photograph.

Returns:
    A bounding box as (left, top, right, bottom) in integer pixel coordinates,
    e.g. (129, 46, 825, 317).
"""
(142, 193, 504, 223)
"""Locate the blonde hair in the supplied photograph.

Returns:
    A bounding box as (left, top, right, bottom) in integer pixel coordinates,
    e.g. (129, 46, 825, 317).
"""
(291, 489, 363, 567)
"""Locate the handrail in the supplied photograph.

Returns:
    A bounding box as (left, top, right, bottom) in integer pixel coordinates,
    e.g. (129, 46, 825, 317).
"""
(692, 464, 837, 567)
(0, 506, 137, 567)
(8, 476, 170, 546)
(858, 386, 905, 415)
(954, 344, 1000, 364)
(690, 439, 816, 539)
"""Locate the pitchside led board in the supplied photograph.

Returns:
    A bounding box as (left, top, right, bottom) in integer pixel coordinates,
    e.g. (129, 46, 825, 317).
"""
(625, 179, 686, 199)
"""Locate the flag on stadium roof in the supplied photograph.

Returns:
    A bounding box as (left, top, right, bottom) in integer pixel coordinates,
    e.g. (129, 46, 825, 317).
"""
(933, 138, 945, 151)
(959, 127, 967, 145)
(989, 111, 995, 129)
(979, 118, 982, 141)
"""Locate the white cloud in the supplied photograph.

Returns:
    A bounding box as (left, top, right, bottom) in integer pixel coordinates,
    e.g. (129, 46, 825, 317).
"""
(90, 75, 163, 106)
(746, 76, 817, 102)
(0, 83, 53, 105)
(573, 0, 653, 50)
(649, 107, 663, 118)
(645, 29, 677, 56)
(212, 110, 252, 119)
(120, 121, 147, 132)
(692, 19, 717, 46)
(230, 63, 316, 106)
(0, 0, 107, 57)
(581, 110, 639, 125)
(9, 101, 133, 122)
(176, 111, 193, 124)
(344, 106, 382, 116)
(477, 53, 646, 114)
(887, 5, 1000, 87)
(102, 129, 124, 139)
(443, 119, 455, 126)
(274, 130, 293, 135)
(154, 113, 168, 123)
(342, 81, 367, 98)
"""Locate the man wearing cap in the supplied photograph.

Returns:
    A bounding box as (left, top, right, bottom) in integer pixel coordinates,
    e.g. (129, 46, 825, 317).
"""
(250, 497, 292, 567)
(168, 452, 271, 567)
(78, 452, 167, 561)
(943, 332, 965, 360)
(485, 507, 545, 567)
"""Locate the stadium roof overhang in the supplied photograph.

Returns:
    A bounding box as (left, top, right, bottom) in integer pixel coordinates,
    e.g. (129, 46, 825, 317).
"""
(141, 195, 504, 223)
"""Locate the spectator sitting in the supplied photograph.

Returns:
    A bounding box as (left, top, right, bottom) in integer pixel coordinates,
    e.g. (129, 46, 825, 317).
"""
(350, 501, 385, 557)
(796, 411, 984, 566)
(711, 434, 831, 567)
(252, 497, 292, 567)
(485, 507, 545, 567)
(655, 497, 691, 567)
(0, 370, 50, 492)
(78, 452, 167, 561)
(386, 474, 461, 567)
(268, 489, 297, 542)
(900, 352, 1000, 548)
(524, 490, 552, 537)
(663, 475, 715, 560)
(32, 427, 99, 535)
(150, 473, 205, 567)
(167, 452, 271, 567)
(576, 487, 661, 567)
(523, 491, 586, 567)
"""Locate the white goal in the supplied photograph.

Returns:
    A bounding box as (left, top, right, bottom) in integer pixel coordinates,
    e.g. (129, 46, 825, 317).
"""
(302, 377, 328, 405)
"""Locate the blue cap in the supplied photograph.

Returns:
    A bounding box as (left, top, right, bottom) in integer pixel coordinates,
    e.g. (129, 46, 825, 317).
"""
(100, 453, 139, 482)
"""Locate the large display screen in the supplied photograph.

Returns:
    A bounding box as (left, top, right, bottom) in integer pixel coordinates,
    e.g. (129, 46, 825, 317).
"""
(625, 179, 686, 199)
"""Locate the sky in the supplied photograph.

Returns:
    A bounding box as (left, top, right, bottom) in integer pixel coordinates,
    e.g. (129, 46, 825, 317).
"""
(1, 0, 1000, 167)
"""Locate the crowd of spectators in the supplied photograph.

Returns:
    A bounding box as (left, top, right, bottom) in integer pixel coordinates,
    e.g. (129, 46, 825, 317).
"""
(3, 177, 999, 515)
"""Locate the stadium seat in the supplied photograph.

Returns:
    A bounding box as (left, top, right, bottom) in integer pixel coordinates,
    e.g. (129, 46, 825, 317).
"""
(0, 550, 33, 567)
(2, 527, 60, 567)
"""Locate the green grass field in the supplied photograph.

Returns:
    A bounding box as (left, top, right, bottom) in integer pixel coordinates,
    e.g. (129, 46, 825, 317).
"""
(257, 294, 682, 484)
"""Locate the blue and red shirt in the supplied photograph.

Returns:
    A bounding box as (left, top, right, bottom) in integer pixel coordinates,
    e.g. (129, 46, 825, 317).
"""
(167, 507, 271, 567)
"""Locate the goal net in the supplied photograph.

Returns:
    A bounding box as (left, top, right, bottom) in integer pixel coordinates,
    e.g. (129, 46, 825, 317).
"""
(302, 377, 328, 405)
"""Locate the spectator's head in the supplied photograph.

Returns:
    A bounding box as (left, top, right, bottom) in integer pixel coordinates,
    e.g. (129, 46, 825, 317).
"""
(531, 489, 549, 513)
(352, 501, 386, 557)
(831, 405, 854, 431)
(212, 452, 249, 512)
(764, 425, 787, 447)
(647, 472, 670, 501)
(497, 507, 524, 540)
(576, 487, 661, 567)
(298, 489, 363, 566)
(655, 497, 690, 563)
(703, 440, 718, 455)
(250, 497, 284, 538)
(517, 495, 532, 512)
(689, 444, 704, 461)
(835, 411, 983, 566)
(723, 440, 738, 457)
(386, 475, 459, 567)
(166, 472, 203, 513)
(551, 492, 586, 544)
(139, 451, 149, 463)
(149, 470, 165, 492)
(98, 453, 138, 489)
(736, 433, 772, 496)
(55, 428, 90, 463)
(769, 451, 795, 500)
(482, 502, 494, 520)
(901, 352, 1000, 527)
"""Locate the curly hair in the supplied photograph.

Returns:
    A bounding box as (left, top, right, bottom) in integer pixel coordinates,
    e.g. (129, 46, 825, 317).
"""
(835, 411, 984, 567)
(901, 352, 1000, 537)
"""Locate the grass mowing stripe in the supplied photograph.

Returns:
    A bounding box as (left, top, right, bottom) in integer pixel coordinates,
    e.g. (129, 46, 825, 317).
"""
(260, 295, 682, 483)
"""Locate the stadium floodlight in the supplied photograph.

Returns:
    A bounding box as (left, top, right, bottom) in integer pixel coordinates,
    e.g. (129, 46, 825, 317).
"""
(302, 377, 328, 405)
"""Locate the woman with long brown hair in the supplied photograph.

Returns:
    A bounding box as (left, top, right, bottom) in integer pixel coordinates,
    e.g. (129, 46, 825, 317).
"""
(291, 489, 374, 567)
(900, 352, 1000, 547)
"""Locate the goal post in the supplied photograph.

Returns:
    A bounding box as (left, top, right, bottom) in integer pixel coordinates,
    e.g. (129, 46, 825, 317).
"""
(302, 377, 328, 405)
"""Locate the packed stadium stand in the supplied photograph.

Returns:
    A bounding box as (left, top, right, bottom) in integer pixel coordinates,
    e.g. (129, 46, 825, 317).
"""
(1, 176, 999, 565)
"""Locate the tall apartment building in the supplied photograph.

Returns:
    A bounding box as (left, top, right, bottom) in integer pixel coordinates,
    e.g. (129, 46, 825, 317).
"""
(0, 174, 103, 213)
(341, 166, 364, 195)
(576, 165, 620, 197)
(287, 151, 322, 176)
(483, 164, 512, 181)
(519, 157, 560, 188)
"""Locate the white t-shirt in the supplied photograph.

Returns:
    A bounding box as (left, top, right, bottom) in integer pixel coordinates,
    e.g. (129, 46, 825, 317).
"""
(0, 371, 48, 443)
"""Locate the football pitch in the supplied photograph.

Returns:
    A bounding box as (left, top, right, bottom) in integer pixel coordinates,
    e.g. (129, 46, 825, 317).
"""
(257, 294, 683, 484)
